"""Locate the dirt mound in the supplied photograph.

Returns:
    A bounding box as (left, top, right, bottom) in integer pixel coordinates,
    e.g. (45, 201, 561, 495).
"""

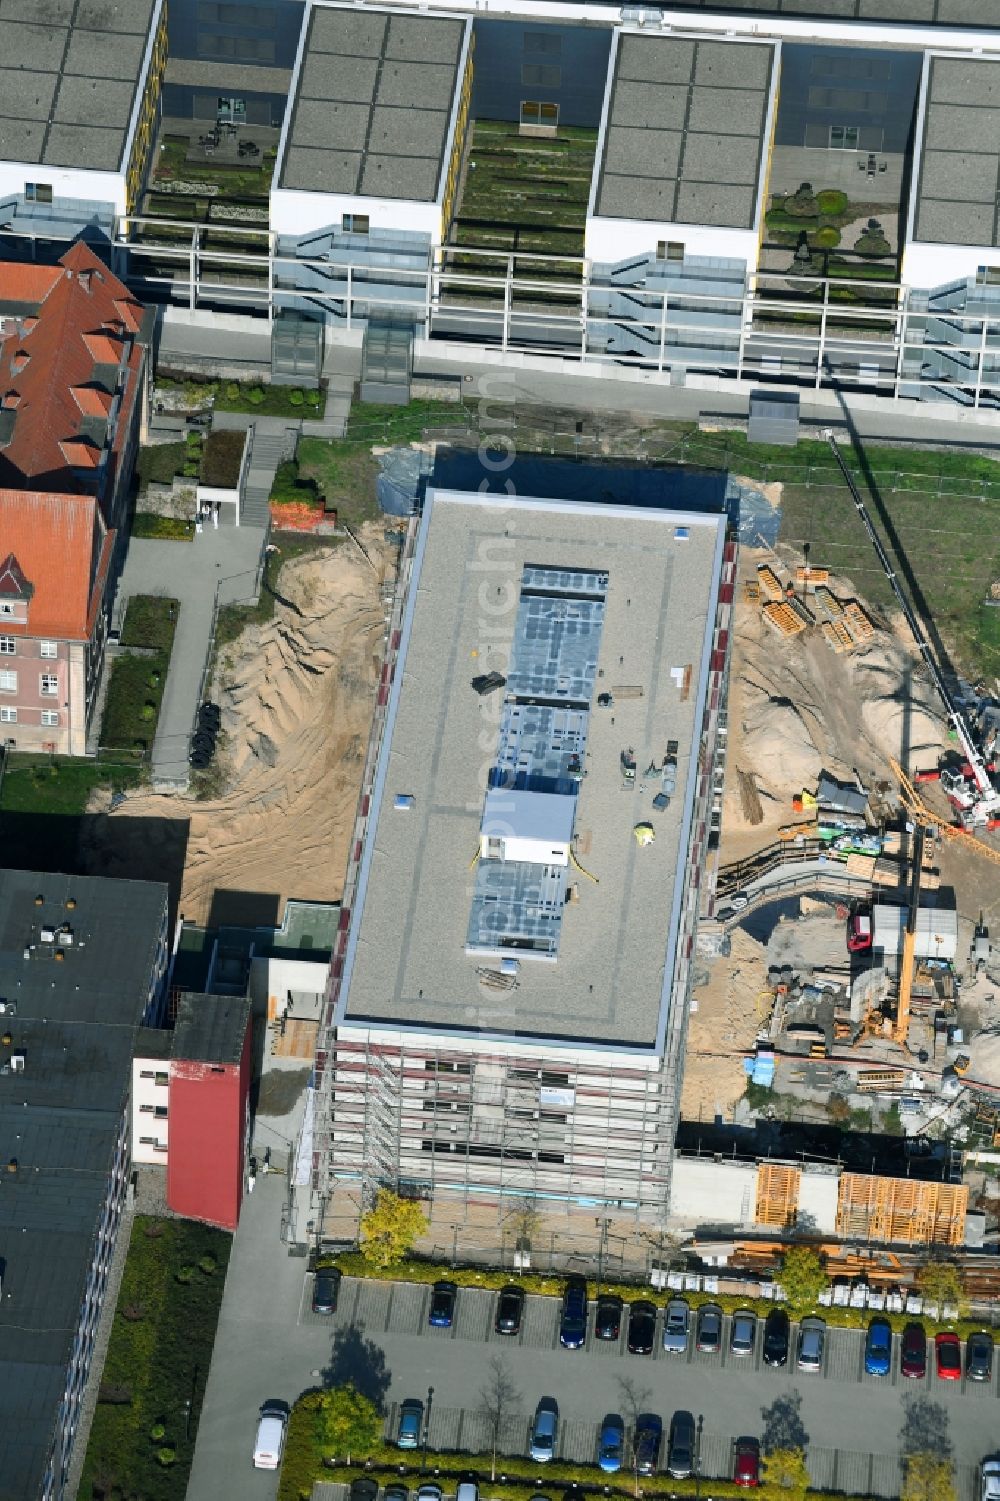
(81, 529, 390, 924)
(740, 686, 824, 795)
(683, 925, 768, 1120)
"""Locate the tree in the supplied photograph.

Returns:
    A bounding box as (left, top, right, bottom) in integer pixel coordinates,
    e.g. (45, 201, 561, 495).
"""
(508, 1196, 541, 1253)
(617, 1376, 653, 1499)
(902, 1453, 957, 1501)
(780, 1246, 827, 1314)
(763, 1446, 810, 1501)
(316, 1382, 381, 1463)
(359, 1189, 428, 1270)
(916, 1260, 966, 1316)
(478, 1355, 521, 1481)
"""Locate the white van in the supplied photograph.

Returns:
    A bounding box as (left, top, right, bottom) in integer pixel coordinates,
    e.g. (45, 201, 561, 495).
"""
(253, 1404, 288, 1469)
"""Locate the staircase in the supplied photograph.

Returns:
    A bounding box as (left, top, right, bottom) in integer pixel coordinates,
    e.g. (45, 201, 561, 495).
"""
(240, 421, 295, 527)
(360, 318, 413, 405)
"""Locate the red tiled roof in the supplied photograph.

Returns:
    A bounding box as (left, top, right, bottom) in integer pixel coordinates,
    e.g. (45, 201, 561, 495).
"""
(71, 386, 114, 418)
(0, 491, 111, 640)
(59, 438, 102, 469)
(0, 242, 144, 494)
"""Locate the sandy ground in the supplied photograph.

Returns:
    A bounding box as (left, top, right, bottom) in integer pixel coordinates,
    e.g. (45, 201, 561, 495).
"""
(81, 526, 391, 924)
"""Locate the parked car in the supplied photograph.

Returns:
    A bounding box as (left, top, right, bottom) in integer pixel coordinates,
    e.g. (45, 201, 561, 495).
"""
(416, 1487, 442, 1501)
(662, 1297, 690, 1355)
(428, 1280, 457, 1328)
(935, 1331, 962, 1381)
(559, 1276, 588, 1349)
(848, 903, 873, 952)
(598, 1413, 625, 1474)
(384, 1485, 409, 1501)
(734, 1438, 760, 1489)
(763, 1308, 790, 1367)
(455, 1483, 478, 1501)
(797, 1316, 826, 1373)
(312, 1266, 342, 1315)
(253, 1402, 289, 1470)
(864, 1316, 892, 1377)
(730, 1310, 756, 1358)
(397, 1399, 424, 1449)
(627, 1299, 657, 1355)
(696, 1303, 723, 1354)
(350, 1478, 379, 1501)
(901, 1322, 927, 1379)
(634, 1414, 663, 1476)
(967, 1331, 994, 1382)
(982, 1459, 1000, 1501)
(667, 1411, 696, 1479)
(595, 1293, 623, 1341)
(495, 1284, 525, 1335)
(530, 1398, 559, 1463)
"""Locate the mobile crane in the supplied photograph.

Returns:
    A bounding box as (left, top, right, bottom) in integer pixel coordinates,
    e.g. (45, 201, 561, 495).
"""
(823, 430, 1000, 831)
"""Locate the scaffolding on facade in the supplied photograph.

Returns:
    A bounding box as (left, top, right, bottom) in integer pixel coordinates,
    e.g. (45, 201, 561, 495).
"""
(835, 1172, 968, 1248)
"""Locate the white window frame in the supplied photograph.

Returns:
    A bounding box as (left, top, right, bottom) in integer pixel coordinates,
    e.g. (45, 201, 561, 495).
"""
(0, 638, 14, 654)
(40, 674, 58, 696)
(40, 710, 59, 727)
(0, 604, 13, 616)
(0, 670, 15, 693)
(39, 640, 57, 659)
(0, 707, 16, 723)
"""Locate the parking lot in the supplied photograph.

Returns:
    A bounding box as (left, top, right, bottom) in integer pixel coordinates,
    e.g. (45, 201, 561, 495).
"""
(188, 1191, 998, 1501)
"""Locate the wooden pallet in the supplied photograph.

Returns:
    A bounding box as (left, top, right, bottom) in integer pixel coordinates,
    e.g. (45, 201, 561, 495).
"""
(757, 564, 784, 601)
(820, 619, 854, 653)
(814, 585, 844, 618)
(755, 1162, 801, 1229)
(762, 600, 807, 636)
(270, 1017, 319, 1060)
(744, 579, 761, 604)
(856, 1068, 908, 1093)
(795, 565, 830, 591)
(844, 601, 876, 641)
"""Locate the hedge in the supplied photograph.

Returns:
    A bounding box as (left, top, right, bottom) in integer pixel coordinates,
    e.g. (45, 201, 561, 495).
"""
(816, 189, 849, 216)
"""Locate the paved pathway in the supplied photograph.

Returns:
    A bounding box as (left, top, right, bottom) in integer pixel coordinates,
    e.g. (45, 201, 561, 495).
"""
(115, 522, 265, 785)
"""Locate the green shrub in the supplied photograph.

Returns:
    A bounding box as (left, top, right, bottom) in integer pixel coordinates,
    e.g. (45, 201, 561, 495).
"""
(199, 1254, 217, 1275)
(289, 388, 305, 407)
(149, 1423, 166, 1442)
(226, 382, 240, 400)
(854, 232, 891, 256)
(157, 1446, 177, 1467)
(765, 209, 818, 233)
(785, 184, 818, 217)
(813, 226, 841, 249)
(175, 1264, 195, 1284)
(185, 431, 202, 451)
(305, 388, 321, 407)
(816, 188, 848, 216)
(140, 703, 155, 721)
(248, 386, 266, 405)
(182, 460, 200, 477)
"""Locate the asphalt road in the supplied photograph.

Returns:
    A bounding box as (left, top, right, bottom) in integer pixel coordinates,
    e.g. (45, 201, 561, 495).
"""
(186, 1183, 996, 1501)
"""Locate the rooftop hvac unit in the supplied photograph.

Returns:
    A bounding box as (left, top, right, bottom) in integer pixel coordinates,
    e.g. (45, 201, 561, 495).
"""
(39, 926, 55, 944)
(10, 1053, 24, 1073)
(57, 926, 74, 947)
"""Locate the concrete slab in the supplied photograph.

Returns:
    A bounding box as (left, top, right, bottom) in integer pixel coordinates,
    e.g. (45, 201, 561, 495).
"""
(115, 520, 265, 784)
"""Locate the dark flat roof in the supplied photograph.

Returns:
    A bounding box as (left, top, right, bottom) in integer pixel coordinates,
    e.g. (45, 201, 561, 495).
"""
(913, 54, 1000, 248)
(0, 0, 158, 175)
(173, 992, 250, 1066)
(0, 868, 168, 1498)
(595, 35, 775, 230)
(279, 2, 467, 202)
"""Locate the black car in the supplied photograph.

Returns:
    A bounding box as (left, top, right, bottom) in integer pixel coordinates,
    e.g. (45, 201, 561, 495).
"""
(967, 1331, 994, 1382)
(667, 1411, 696, 1480)
(763, 1307, 790, 1367)
(495, 1284, 525, 1335)
(559, 1276, 588, 1349)
(595, 1293, 623, 1341)
(428, 1280, 457, 1328)
(312, 1266, 342, 1315)
(627, 1300, 657, 1355)
(634, 1414, 663, 1476)
(350, 1480, 379, 1501)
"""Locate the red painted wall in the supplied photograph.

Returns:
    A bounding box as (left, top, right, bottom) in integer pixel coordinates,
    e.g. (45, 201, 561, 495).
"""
(166, 1019, 252, 1232)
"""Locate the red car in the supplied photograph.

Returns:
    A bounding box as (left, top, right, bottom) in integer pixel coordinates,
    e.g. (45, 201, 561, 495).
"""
(847, 904, 873, 953)
(901, 1322, 926, 1379)
(935, 1332, 962, 1381)
(734, 1438, 760, 1488)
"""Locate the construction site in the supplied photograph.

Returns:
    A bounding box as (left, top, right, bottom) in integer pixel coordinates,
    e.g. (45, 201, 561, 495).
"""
(677, 431, 1000, 1266)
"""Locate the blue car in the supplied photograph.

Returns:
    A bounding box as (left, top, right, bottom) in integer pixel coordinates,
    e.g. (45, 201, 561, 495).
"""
(598, 1414, 625, 1474)
(559, 1276, 588, 1349)
(397, 1399, 424, 1449)
(865, 1316, 892, 1376)
(428, 1280, 457, 1328)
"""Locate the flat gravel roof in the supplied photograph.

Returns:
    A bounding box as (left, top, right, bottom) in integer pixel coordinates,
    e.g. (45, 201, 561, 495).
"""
(594, 34, 775, 230)
(913, 55, 1000, 247)
(0, 0, 157, 174)
(279, 1, 466, 202)
(339, 489, 726, 1052)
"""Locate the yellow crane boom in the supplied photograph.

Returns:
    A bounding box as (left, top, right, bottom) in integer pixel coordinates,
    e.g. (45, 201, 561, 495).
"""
(889, 758, 1000, 868)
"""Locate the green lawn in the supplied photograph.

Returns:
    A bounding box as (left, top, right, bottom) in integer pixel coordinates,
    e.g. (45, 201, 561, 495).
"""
(137, 442, 190, 488)
(0, 755, 143, 817)
(151, 134, 274, 201)
(77, 1216, 231, 1501)
(120, 595, 179, 653)
(133, 514, 195, 541)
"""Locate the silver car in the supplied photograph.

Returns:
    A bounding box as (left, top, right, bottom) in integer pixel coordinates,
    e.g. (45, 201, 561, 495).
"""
(797, 1316, 826, 1372)
(730, 1309, 756, 1357)
(662, 1297, 690, 1354)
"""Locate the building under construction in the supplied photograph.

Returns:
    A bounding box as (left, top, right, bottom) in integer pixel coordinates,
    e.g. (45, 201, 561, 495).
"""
(312, 485, 733, 1221)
